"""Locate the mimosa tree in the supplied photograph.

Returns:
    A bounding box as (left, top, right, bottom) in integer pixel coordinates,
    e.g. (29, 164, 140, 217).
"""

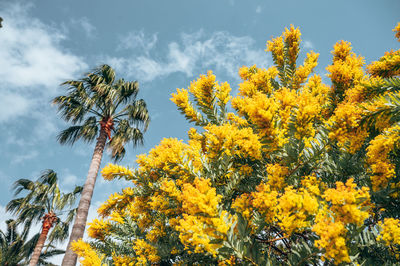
(72, 24, 400, 265)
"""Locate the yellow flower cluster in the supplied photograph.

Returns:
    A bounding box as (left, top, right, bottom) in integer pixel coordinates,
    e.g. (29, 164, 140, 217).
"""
(292, 51, 319, 89)
(294, 86, 324, 142)
(136, 137, 201, 179)
(266, 36, 284, 67)
(323, 178, 370, 226)
(170, 88, 201, 123)
(301, 174, 324, 196)
(312, 211, 350, 264)
(112, 255, 134, 266)
(232, 91, 285, 150)
(97, 187, 135, 217)
(71, 239, 105, 266)
(266, 163, 288, 190)
(237, 66, 278, 96)
(283, 25, 301, 66)
(87, 219, 111, 240)
(101, 163, 133, 181)
(311, 179, 371, 263)
(250, 183, 278, 224)
(188, 70, 216, 108)
(180, 178, 220, 215)
(367, 49, 400, 78)
(174, 178, 230, 256)
(327, 41, 365, 93)
(303, 74, 332, 111)
(132, 239, 160, 264)
(232, 193, 254, 222)
(276, 186, 319, 234)
(215, 81, 231, 106)
(378, 218, 400, 246)
(394, 22, 400, 41)
(226, 112, 249, 127)
(203, 123, 262, 159)
(366, 125, 400, 191)
(327, 75, 370, 152)
(146, 220, 166, 242)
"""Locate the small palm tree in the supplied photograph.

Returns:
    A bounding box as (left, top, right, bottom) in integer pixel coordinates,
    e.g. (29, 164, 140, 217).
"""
(0, 219, 64, 266)
(53, 64, 149, 265)
(6, 170, 82, 266)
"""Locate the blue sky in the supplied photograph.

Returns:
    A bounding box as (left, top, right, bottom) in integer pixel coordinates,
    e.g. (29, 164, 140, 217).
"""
(0, 0, 399, 262)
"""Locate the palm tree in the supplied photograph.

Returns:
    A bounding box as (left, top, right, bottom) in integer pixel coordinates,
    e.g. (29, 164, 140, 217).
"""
(53, 64, 150, 265)
(6, 170, 82, 266)
(0, 219, 64, 266)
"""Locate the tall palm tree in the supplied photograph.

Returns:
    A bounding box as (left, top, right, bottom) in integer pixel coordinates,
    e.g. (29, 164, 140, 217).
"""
(0, 219, 64, 266)
(6, 170, 81, 266)
(53, 64, 150, 265)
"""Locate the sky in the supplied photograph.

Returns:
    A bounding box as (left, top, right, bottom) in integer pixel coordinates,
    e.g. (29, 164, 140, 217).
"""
(0, 0, 399, 263)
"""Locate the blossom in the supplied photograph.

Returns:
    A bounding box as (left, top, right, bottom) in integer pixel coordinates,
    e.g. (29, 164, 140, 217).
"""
(71, 239, 105, 266)
(378, 218, 400, 246)
(101, 163, 133, 181)
(394, 22, 400, 41)
(132, 239, 160, 264)
(87, 219, 111, 240)
(366, 125, 400, 191)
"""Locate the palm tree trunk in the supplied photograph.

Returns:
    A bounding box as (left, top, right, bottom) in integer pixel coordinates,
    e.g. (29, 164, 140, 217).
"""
(29, 213, 57, 266)
(62, 128, 108, 266)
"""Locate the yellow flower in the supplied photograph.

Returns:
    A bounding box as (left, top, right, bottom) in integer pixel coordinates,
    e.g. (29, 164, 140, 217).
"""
(367, 49, 400, 78)
(188, 70, 216, 108)
(215, 81, 231, 106)
(283, 25, 301, 66)
(366, 125, 400, 191)
(251, 183, 278, 224)
(323, 178, 370, 226)
(266, 36, 284, 67)
(266, 163, 288, 190)
(293, 51, 319, 89)
(203, 123, 262, 160)
(312, 212, 350, 264)
(101, 163, 133, 181)
(171, 88, 202, 123)
(394, 22, 400, 41)
(378, 218, 400, 246)
(276, 186, 319, 234)
(132, 239, 160, 264)
(71, 239, 105, 266)
(327, 40, 365, 95)
(87, 219, 111, 240)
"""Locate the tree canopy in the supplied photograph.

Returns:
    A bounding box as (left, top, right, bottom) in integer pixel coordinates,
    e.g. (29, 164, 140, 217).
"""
(72, 23, 400, 265)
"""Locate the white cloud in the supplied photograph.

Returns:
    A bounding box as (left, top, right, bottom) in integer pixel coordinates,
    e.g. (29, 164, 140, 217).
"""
(0, 92, 30, 122)
(0, 3, 87, 125)
(11, 150, 39, 164)
(70, 17, 96, 38)
(256, 6, 262, 13)
(107, 30, 270, 82)
(118, 30, 158, 54)
(303, 40, 314, 49)
(62, 173, 78, 186)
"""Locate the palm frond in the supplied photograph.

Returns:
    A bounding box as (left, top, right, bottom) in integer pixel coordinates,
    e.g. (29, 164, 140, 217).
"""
(57, 116, 99, 145)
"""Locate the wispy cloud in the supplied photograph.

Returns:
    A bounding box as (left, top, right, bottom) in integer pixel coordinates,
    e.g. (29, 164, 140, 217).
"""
(11, 150, 39, 164)
(0, 3, 87, 125)
(118, 30, 158, 55)
(70, 17, 96, 38)
(303, 40, 314, 50)
(106, 30, 270, 82)
(256, 5, 262, 13)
